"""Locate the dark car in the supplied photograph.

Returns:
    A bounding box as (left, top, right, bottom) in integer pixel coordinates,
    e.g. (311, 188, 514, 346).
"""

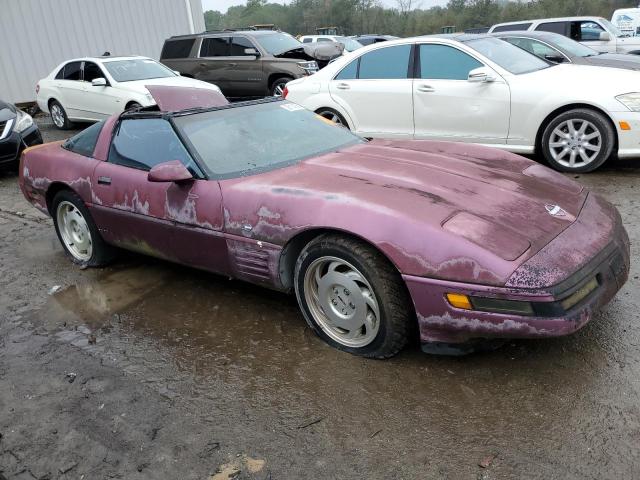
(160, 30, 342, 97)
(0, 100, 42, 168)
(19, 86, 629, 358)
(493, 31, 640, 69)
(352, 34, 398, 46)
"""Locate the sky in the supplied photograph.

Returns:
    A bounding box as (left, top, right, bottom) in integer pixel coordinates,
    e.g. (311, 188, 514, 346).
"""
(202, 0, 448, 13)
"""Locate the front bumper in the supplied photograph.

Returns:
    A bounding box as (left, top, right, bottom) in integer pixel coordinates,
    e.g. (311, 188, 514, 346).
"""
(611, 111, 640, 158)
(0, 123, 43, 165)
(405, 195, 630, 346)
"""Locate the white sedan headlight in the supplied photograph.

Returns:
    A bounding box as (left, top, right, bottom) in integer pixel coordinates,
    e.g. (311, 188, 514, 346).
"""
(15, 109, 34, 133)
(616, 93, 640, 112)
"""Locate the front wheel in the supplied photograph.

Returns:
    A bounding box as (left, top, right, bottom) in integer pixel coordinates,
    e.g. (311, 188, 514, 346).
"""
(541, 108, 615, 173)
(294, 234, 413, 358)
(270, 77, 291, 97)
(52, 190, 115, 267)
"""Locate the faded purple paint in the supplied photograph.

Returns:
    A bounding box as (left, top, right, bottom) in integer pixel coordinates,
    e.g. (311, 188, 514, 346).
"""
(145, 86, 229, 111)
(18, 109, 630, 349)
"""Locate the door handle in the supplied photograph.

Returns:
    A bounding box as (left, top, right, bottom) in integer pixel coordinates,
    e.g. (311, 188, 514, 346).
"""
(97, 176, 111, 185)
(417, 85, 435, 93)
(336, 83, 350, 90)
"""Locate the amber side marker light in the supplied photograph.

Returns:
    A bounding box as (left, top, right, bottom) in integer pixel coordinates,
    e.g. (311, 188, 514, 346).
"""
(446, 293, 472, 310)
(619, 121, 631, 131)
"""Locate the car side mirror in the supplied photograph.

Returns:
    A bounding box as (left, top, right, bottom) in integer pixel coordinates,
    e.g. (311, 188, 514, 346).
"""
(244, 48, 259, 56)
(599, 31, 611, 41)
(468, 67, 496, 83)
(91, 78, 107, 87)
(148, 161, 193, 183)
(544, 54, 566, 63)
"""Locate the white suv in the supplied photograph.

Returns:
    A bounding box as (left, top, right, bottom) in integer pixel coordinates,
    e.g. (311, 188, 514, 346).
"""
(488, 17, 640, 54)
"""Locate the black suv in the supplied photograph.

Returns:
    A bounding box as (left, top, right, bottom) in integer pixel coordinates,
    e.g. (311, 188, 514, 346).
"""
(161, 30, 331, 97)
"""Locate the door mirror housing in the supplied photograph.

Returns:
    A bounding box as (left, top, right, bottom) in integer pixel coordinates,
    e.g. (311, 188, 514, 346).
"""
(148, 161, 193, 183)
(544, 54, 567, 63)
(91, 78, 107, 87)
(244, 48, 259, 56)
(599, 31, 611, 41)
(468, 67, 496, 83)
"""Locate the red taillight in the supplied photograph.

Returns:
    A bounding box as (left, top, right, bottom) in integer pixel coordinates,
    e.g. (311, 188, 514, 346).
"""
(282, 86, 288, 98)
(35, 83, 40, 94)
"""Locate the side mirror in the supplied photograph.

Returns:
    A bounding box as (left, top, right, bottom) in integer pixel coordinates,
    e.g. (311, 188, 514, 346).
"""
(599, 31, 611, 41)
(148, 161, 193, 183)
(468, 67, 496, 83)
(91, 78, 107, 87)
(244, 48, 259, 56)
(544, 54, 566, 63)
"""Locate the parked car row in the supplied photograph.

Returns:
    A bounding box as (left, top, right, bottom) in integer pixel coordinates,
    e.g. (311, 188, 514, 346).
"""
(18, 86, 630, 358)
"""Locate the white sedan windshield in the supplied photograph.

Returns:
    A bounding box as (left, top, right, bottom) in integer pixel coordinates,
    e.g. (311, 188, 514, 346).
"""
(104, 59, 176, 82)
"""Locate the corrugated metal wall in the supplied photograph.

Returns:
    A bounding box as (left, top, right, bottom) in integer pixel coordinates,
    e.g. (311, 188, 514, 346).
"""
(0, 0, 205, 103)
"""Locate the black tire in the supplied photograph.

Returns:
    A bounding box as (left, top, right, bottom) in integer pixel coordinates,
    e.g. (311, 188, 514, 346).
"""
(51, 190, 115, 267)
(541, 108, 615, 173)
(49, 100, 73, 130)
(125, 102, 142, 111)
(315, 108, 349, 129)
(294, 234, 413, 359)
(270, 77, 291, 97)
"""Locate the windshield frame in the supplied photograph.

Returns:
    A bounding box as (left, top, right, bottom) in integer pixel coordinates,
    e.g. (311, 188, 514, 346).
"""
(103, 58, 176, 83)
(170, 98, 364, 180)
(464, 37, 552, 75)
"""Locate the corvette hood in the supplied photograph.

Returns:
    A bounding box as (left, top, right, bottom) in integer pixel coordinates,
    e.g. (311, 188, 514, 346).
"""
(303, 140, 586, 263)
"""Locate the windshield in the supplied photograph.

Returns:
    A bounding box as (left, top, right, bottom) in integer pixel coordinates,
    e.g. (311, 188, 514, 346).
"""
(600, 18, 626, 37)
(104, 59, 175, 82)
(258, 32, 303, 55)
(174, 101, 363, 178)
(466, 37, 550, 74)
(336, 36, 364, 51)
(549, 35, 598, 57)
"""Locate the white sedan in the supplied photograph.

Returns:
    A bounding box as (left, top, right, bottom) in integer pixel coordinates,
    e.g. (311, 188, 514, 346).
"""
(36, 56, 221, 130)
(284, 34, 640, 172)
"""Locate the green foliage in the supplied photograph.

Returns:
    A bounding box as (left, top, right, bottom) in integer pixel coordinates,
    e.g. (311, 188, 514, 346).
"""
(203, 0, 638, 36)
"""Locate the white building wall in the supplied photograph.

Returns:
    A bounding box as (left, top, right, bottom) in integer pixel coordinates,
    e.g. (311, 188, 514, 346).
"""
(0, 0, 205, 103)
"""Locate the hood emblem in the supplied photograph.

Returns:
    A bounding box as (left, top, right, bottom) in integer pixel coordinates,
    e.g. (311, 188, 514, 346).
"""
(545, 204, 567, 217)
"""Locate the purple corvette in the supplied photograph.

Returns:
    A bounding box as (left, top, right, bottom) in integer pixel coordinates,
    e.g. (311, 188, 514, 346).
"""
(20, 87, 630, 357)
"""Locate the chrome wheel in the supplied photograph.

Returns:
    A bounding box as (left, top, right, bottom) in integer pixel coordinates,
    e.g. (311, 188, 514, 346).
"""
(56, 201, 92, 261)
(50, 103, 65, 128)
(303, 256, 380, 348)
(273, 83, 285, 97)
(317, 110, 344, 126)
(548, 119, 602, 169)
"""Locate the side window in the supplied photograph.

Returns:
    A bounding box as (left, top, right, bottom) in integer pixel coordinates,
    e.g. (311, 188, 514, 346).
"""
(577, 21, 605, 41)
(302, 38, 312, 43)
(62, 61, 82, 81)
(528, 40, 560, 57)
(492, 23, 533, 32)
(535, 21, 568, 36)
(335, 59, 358, 80)
(83, 62, 104, 82)
(230, 36, 255, 56)
(161, 38, 195, 59)
(419, 44, 483, 80)
(55, 66, 65, 80)
(200, 37, 229, 57)
(62, 121, 105, 157)
(358, 44, 411, 80)
(108, 119, 196, 173)
(317, 37, 331, 42)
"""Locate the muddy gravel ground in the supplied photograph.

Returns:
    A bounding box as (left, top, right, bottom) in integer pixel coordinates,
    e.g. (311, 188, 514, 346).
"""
(1, 117, 639, 480)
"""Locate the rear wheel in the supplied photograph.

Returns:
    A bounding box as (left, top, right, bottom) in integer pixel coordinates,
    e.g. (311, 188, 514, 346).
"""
(541, 108, 614, 173)
(52, 190, 115, 267)
(49, 100, 72, 130)
(294, 234, 413, 358)
(315, 108, 348, 128)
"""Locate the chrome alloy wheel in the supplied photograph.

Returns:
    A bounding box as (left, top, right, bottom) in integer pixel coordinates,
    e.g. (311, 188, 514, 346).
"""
(317, 110, 344, 126)
(56, 201, 92, 261)
(548, 119, 602, 169)
(50, 103, 65, 128)
(303, 256, 380, 348)
(273, 84, 285, 97)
